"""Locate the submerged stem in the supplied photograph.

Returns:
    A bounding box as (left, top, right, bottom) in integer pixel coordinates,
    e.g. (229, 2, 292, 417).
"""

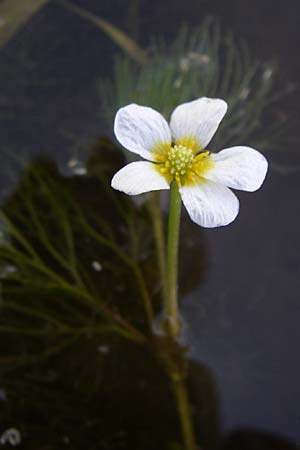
(173, 378, 199, 450)
(165, 182, 181, 337)
(131, 262, 154, 329)
(164, 183, 199, 449)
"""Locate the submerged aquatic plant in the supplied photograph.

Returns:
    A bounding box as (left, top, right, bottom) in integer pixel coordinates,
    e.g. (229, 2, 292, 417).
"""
(0, 146, 212, 449)
(100, 19, 289, 153)
(0, 150, 154, 365)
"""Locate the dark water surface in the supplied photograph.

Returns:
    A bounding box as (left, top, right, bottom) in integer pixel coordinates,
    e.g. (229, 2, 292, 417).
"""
(0, 0, 299, 448)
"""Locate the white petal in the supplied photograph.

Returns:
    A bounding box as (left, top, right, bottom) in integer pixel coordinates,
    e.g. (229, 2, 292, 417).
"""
(114, 104, 171, 160)
(170, 97, 228, 149)
(180, 180, 239, 228)
(207, 146, 268, 192)
(111, 162, 170, 195)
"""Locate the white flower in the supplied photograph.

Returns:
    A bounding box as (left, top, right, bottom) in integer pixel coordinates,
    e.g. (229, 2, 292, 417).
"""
(111, 97, 268, 228)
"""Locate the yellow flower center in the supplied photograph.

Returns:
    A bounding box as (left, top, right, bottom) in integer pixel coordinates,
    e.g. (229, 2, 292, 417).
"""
(154, 143, 213, 187)
(166, 145, 194, 176)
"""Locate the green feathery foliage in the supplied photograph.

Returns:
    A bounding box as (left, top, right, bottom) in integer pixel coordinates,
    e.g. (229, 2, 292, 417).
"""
(99, 18, 290, 152)
(0, 141, 160, 370)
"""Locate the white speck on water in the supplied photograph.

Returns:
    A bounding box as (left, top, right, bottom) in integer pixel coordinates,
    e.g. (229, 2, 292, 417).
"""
(188, 51, 210, 64)
(179, 52, 210, 72)
(263, 67, 273, 81)
(179, 57, 190, 72)
(92, 261, 102, 272)
(63, 436, 70, 444)
(0, 428, 21, 446)
(240, 87, 250, 100)
(67, 159, 87, 176)
(97, 344, 110, 354)
(0, 265, 18, 279)
(174, 78, 182, 89)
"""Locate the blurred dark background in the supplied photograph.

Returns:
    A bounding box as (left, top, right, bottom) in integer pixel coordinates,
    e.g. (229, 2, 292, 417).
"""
(0, 0, 299, 448)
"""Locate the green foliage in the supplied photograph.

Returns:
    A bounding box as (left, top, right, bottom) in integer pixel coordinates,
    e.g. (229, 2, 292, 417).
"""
(0, 139, 207, 372)
(0, 140, 162, 370)
(0, 141, 210, 449)
(99, 18, 290, 152)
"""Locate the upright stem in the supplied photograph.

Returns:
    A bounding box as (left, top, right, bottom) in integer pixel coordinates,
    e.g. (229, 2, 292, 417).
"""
(164, 183, 199, 449)
(165, 182, 182, 337)
(173, 378, 199, 450)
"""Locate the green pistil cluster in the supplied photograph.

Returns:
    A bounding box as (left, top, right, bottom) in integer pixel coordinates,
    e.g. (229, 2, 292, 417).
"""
(157, 143, 211, 187)
(165, 145, 194, 177)
(157, 144, 212, 187)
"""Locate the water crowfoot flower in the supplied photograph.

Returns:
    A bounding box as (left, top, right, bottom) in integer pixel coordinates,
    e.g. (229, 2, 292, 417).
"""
(111, 97, 268, 227)
(111, 97, 268, 450)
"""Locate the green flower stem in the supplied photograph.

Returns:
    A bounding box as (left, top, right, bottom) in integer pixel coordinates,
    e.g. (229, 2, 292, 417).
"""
(165, 181, 182, 337)
(164, 183, 199, 449)
(173, 378, 199, 450)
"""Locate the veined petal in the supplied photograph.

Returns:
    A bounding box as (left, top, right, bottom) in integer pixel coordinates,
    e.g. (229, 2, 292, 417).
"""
(170, 97, 228, 150)
(180, 180, 239, 228)
(114, 104, 171, 161)
(111, 161, 170, 195)
(207, 146, 268, 192)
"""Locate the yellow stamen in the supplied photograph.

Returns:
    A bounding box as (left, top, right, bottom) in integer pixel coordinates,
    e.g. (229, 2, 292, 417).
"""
(154, 141, 214, 187)
(176, 136, 201, 153)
